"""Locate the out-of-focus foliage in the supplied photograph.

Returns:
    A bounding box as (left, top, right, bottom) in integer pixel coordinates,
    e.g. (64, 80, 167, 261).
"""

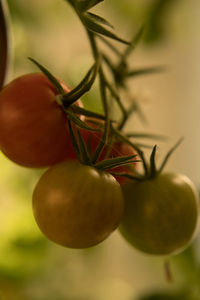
(106, 0, 180, 45)
(143, 0, 180, 45)
(0, 153, 48, 281)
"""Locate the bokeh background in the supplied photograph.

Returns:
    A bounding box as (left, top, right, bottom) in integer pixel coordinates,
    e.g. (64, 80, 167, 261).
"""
(1, 0, 200, 299)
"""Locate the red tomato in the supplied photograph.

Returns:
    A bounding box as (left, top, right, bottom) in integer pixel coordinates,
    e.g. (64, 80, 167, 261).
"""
(32, 160, 124, 248)
(0, 73, 78, 167)
(82, 121, 137, 184)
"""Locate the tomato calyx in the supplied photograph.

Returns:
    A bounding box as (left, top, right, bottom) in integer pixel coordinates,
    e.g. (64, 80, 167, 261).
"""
(67, 119, 140, 172)
(26, 58, 141, 174)
(29, 56, 100, 108)
(111, 137, 184, 182)
(29, 56, 107, 132)
(61, 56, 101, 107)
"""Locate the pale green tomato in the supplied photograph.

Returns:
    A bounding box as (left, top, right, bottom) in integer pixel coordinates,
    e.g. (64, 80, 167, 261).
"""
(119, 173, 200, 255)
(32, 160, 124, 249)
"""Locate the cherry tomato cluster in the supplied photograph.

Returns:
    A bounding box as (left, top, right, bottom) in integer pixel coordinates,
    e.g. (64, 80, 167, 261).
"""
(0, 72, 136, 248)
(0, 0, 199, 258)
(0, 72, 199, 255)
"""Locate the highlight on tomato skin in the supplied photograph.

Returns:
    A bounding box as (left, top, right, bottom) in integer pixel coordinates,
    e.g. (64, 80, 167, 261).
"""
(32, 160, 124, 249)
(0, 73, 79, 168)
(119, 173, 200, 256)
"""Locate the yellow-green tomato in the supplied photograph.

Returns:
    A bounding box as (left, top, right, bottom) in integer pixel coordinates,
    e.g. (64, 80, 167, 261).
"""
(119, 173, 199, 255)
(32, 161, 124, 249)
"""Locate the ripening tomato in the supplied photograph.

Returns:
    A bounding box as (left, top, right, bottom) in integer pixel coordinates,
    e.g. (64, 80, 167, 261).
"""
(32, 160, 124, 248)
(82, 120, 137, 184)
(119, 173, 200, 255)
(0, 73, 79, 167)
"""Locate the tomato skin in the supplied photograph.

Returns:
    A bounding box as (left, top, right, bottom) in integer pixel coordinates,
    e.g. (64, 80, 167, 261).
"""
(32, 160, 124, 248)
(0, 73, 78, 167)
(119, 173, 200, 255)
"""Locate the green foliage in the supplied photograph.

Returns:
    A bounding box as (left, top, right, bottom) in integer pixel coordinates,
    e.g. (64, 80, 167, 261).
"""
(144, 0, 180, 45)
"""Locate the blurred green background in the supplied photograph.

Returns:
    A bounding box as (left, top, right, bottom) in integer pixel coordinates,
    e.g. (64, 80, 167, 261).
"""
(1, 0, 200, 299)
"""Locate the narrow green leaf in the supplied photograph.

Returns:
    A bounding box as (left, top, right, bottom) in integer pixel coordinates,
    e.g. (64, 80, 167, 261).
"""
(102, 54, 116, 73)
(99, 36, 122, 56)
(92, 137, 107, 164)
(134, 143, 154, 149)
(112, 126, 149, 176)
(101, 159, 141, 170)
(110, 172, 144, 181)
(94, 154, 138, 170)
(76, 128, 91, 164)
(105, 78, 126, 118)
(91, 69, 111, 164)
(71, 105, 106, 120)
(149, 145, 157, 177)
(128, 100, 148, 125)
(82, 13, 130, 45)
(65, 66, 93, 98)
(123, 25, 144, 59)
(28, 57, 65, 94)
(66, 109, 100, 131)
(67, 120, 81, 160)
(62, 57, 100, 106)
(87, 12, 114, 29)
(77, 0, 104, 12)
(126, 132, 167, 140)
(158, 138, 184, 174)
(127, 66, 166, 78)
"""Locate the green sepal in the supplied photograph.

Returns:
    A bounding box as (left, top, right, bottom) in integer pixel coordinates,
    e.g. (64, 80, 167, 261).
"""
(121, 100, 148, 127)
(66, 109, 100, 131)
(110, 172, 144, 182)
(112, 127, 149, 176)
(102, 54, 116, 72)
(149, 145, 157, 178)
(122, 25, 144, 59)
(99, 36, 122, 56)
(76, 0, 104, 12)
(71, 105, 107, 121)
(76, 128, 91, 164)
(133, 143, 154, 149)
(91, 69, 111, 164)
(158, 138, 183, 174)
(91, 134, 106, 164)
(126, 132, 167, 140)
(94, 154, 139, 170)
(67, 120, 81, 160)
(104, 78, 126, 117)
(28, 57, 65, 95)
(127, 66, 166, 78)
(62, 57, 100, 106)
(81, 13, 130, 45)
(87, 12, 114, 29)
(64, 65, 93, 99)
